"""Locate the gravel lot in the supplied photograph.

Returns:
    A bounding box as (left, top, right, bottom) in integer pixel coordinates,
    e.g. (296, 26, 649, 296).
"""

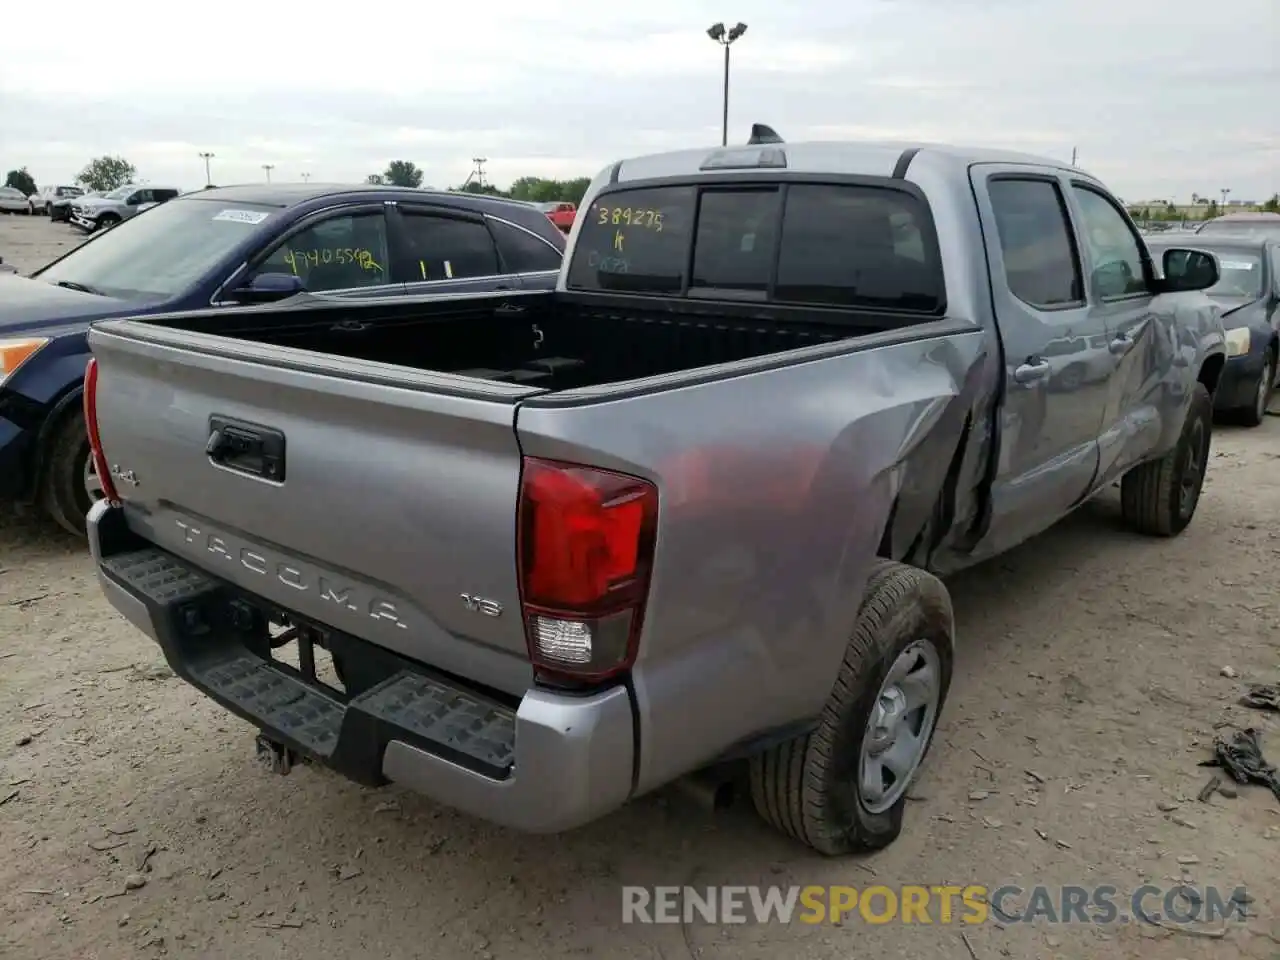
(2, 216, 1279, 960)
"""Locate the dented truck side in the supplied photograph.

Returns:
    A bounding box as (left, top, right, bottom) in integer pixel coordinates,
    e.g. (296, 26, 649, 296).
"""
(85, 139, 1226, 855)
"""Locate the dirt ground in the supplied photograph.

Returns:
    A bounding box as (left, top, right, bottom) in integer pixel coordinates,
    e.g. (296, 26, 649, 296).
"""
(1, 216, 1278, 960)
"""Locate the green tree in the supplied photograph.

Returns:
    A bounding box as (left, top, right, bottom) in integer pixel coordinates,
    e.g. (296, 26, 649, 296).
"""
(382, 160, 424, 188)
(366, 173, 385, 184)
(507, 176, 592, 205)
(4, 167, 37, 196)
(76, 156, 136, 191)
(1264, 193, 1280, 213)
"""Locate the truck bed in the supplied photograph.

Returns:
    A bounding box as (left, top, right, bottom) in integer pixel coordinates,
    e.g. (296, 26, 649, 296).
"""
(132, 290, 926, 392)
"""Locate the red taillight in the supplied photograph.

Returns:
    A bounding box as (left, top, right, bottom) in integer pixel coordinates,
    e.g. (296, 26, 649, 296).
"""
(83, 357, 120, 504)
(517, 457, 658, 684)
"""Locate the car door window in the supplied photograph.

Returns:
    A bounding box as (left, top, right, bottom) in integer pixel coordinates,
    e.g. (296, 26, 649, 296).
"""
(1071, 186, 1149, 299)
(487, 218, 562, 273)
(399, 212, 500, 281)
(988, 179, 1084, 309)
(252, 212, 390, 292)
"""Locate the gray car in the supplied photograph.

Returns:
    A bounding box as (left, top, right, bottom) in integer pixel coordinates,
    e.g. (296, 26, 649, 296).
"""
(70, 184, 181, 231)
(85, 136, 1224, 855)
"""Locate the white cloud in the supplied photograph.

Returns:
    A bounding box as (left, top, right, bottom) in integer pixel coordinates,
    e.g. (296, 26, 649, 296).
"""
(0, 0, 1275, 201)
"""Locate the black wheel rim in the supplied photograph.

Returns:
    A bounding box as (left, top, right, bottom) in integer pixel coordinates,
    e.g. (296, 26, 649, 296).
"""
(1179, 419, 1207, 518)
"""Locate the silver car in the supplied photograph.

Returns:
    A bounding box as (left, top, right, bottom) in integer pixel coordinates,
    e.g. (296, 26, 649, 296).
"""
(0, 187, 33, 214)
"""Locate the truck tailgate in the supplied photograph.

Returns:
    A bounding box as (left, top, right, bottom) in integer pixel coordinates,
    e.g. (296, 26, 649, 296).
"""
(88, 324, 540, 697)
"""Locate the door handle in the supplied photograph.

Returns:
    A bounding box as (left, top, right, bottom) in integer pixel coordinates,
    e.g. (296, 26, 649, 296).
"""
(1014, 359, 1051, 384)
(207, 416, 286, 482)
(1109, 333, 1135, 355)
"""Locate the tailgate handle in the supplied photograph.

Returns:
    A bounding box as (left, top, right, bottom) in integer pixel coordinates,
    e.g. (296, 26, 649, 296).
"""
(206, 416, 287, 483)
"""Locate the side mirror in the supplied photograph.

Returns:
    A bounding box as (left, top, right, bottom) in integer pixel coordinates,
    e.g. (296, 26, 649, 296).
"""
(231, 271, 305, 303)
(1159, 247, 1219, 293)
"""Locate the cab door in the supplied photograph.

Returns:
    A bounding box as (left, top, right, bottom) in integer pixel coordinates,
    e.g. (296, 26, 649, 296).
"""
(969, 166, 1111, 555)
(1064, 181, 1170, 486)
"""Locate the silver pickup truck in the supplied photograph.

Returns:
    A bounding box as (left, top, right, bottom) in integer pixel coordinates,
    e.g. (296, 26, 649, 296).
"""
(85, 134, 1226, 855)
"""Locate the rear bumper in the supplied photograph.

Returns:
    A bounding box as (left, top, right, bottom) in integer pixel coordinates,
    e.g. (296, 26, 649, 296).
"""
(87, 501, 636, 833)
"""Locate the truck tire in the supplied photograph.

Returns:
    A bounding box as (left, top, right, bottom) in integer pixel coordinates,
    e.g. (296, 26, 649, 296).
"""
(41, 409, 95, 538)
(1120, 382, 1213, 537)
(1234, 349, 1275, 428)
(749, 559, 954, 856)
(97, 214, 120, 230)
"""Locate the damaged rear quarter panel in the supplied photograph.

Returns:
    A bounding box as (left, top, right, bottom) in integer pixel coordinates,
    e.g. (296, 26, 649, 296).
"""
(515, 324, 990, 792)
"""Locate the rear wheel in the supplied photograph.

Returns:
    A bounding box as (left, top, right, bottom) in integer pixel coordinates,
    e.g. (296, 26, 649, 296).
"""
(748, 560, 954, 855)
(1120, 382, 1213, 536)
(41, 409, 100, 538)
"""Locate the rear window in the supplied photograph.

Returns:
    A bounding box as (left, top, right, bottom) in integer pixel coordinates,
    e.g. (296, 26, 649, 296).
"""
(566, 182, 943, 312)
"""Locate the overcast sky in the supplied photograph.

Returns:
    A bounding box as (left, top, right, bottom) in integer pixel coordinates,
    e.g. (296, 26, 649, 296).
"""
(2, 0, 1275, 202)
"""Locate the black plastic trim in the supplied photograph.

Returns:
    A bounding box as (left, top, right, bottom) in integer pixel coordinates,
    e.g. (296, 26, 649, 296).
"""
(892, 147, 921, 179)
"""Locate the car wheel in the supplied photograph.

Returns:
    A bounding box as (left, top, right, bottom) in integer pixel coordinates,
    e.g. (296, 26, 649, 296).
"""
(44, 203, 52, 216)
(96, 214, 120, 231)
(749, 559, 954, 855)
(1237, 350, 1276, 428)
(1120, 382, 1213, 537)
(41, 408, 100, 538)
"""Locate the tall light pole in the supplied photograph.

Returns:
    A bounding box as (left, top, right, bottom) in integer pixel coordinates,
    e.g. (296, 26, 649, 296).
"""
(301, 172, 311, 183)
(198, 151, 215, 187)
(707, 22, 748, 146)
(262, 164, 274, 183)
(1220, 187, 1230, 210)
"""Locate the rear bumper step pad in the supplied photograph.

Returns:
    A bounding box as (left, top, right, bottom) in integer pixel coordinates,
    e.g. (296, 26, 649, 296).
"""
(100, 548, 516, 785)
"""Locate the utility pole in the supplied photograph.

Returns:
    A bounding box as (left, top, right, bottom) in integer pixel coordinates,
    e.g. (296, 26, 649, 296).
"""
(471, 157, 487, 188)
(261, 164, 274, 183)
(1070, 146, 1078, 166)
(707, 22, 748, 146)
(198, 151, 215, 186)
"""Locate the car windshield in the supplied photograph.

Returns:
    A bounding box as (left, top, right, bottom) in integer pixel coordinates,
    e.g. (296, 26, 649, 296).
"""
(60, 187, 83, 197)
(103, 186, 134, 200)
(35, 198, 278, 302)
(535, 202, 560, 212)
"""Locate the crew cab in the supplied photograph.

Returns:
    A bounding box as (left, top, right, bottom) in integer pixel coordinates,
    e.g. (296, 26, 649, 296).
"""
(85, 134, 1225, 855)
(0, 183, 565, 535)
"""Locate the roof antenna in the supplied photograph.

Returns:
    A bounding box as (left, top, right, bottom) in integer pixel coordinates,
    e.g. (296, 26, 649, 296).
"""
(747, 123, 783, 145)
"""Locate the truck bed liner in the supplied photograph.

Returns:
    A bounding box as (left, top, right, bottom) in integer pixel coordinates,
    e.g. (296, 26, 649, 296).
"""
(139, 292, 919, 391)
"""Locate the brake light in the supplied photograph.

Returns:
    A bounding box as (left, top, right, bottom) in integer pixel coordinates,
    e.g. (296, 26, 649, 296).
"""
(83, 357, 120, 504)
(517, 457, 658, 684)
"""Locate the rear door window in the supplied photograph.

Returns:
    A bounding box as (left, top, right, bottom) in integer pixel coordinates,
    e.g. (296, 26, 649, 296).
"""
(567, 182, 943, 312)
(398, 211, 500, 281)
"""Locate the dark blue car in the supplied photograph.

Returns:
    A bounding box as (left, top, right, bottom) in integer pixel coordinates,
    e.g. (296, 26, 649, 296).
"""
(0, 184, 566, 535)
(1148, 235, 1280, 426)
